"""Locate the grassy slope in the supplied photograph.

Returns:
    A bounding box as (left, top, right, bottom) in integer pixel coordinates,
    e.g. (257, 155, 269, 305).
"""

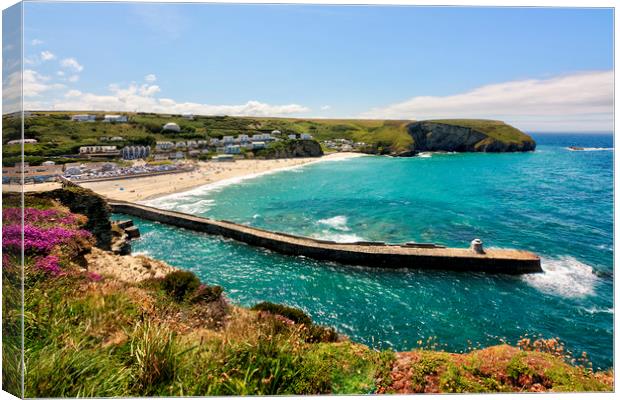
(4, 113, 534, 164)
(3, 112, 414, 163)
(5, 192, 611, 396)
(427, 119, 534, 144)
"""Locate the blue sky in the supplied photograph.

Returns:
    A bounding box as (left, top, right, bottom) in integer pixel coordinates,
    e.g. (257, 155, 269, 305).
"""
(16, 3, 614, 131)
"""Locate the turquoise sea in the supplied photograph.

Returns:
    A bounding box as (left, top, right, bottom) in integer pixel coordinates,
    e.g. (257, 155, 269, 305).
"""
(116, 133, 613, 368)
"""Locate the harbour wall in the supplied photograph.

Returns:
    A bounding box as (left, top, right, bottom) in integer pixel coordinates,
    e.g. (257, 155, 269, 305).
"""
(109, 201, 542, 275)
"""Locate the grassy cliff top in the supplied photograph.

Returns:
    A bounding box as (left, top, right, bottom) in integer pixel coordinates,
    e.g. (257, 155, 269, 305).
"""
(425, 119, 534, 144)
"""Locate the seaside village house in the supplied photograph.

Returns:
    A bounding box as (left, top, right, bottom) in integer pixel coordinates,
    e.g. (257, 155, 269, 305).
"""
(288, 134, 297, 140)
(79, 145, 120, 158)
(71, 114, 96, 122)
(103, 114, 128, 123)
(7, 138, 38, 145)
(2, 162, 64, 184)
(121, 145, 151, 160)
(301, 133, 313, 140)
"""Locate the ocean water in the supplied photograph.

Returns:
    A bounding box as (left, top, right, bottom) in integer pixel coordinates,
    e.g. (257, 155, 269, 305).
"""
(117, 133, 613, 368)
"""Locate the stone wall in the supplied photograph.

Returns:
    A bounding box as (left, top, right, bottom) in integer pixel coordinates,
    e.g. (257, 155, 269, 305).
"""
(109, 201, 542, 275)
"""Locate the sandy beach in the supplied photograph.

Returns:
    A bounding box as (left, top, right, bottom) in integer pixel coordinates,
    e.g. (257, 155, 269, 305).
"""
(72, 152, 364, 202)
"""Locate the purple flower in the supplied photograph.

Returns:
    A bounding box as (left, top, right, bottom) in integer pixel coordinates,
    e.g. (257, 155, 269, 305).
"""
(87, 271, 103, 281)
(34, 255, 62, 275)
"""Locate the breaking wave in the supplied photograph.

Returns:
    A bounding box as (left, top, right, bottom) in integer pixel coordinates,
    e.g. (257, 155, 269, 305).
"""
(522, 256, 599, 298)
(317, 215, 351, 231)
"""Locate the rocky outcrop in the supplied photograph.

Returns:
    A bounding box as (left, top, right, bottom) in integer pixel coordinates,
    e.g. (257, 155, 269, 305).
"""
(258, 139, 323, 159)
(37, 186, 113, 249)
(85, 247, 176, 283)
(406, 121, 536, 153)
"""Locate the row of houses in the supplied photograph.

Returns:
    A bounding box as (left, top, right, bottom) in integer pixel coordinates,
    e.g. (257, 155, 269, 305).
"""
(71, 114, 128, 123)
(121, 146, 151, 160)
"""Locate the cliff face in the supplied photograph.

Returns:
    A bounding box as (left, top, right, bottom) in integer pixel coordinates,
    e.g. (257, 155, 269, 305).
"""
(259, 139, 324, 159)
(406, 121, 536, 153)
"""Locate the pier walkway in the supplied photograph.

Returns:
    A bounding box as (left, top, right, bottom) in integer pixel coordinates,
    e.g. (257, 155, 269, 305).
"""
(108, 201, 542, 274)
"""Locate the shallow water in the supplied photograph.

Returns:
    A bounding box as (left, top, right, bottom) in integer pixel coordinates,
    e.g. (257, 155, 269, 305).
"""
(119, 133, 613, 368)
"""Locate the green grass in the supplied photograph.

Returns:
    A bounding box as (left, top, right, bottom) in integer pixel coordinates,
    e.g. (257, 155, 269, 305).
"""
(426, 119, 533, 144)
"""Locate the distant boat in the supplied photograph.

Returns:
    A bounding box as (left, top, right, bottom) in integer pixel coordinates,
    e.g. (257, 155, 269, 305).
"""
(567, 146, 612, 152)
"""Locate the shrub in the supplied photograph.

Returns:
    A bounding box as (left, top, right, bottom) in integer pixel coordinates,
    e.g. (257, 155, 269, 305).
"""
(251, 302, 312, 325)
(161, 270, 201, 302)
(306, 325, 339, 343)
(189, 284, 223, 304)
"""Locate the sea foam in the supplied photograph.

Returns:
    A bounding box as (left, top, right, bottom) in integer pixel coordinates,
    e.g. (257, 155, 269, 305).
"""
(317, 215, 351, 231)
(522, 256, 599, 298)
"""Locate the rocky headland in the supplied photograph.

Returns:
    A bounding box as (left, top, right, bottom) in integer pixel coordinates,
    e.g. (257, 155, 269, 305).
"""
(403, 119, 536, 155)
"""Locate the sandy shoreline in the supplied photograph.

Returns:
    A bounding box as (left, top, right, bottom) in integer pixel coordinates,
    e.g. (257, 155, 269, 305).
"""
(68, 152, 365, 202)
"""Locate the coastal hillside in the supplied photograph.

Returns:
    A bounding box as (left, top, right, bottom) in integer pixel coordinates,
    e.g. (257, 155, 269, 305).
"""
(3, 113, 535, 166)
(2, 187, 611, 396)
(2, 112, 412, 165)
(407, 119, 536, 153)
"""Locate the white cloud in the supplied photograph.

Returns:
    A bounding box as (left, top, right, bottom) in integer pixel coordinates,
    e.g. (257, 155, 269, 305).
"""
(320, 105, 331, 110)
(40, 50, 55, 61)
(361, 71, 613, 132)
(139, 84, 160, 96)
(144, 74, 157, 83)
(60, 57, 84, 72)
(31, 80, 310, 117)
(57, 70, 65, 76)
(23, 69, 65, 97)
(31, 39, 44, 46)
(67, 75, 80, 83)
(65, 90, 82, 97)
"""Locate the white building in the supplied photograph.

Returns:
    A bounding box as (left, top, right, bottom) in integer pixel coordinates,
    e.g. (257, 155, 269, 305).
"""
(288, 134, 297, 140)
(182, 113, 194, 120)
(175, 142, 187, 149)
(222, 136, 234, 144)
(71, 114, 96, 122)
(7, 138, 38, 145)
(79, 145, 118, 154)
(300, 133, 313, 140)
(42, 160, 56, 166)
(103, 115, 128, 123)
(156, 141, 174, 152)
(209, 138, 221, 146)
(109, 136, 124, 142)
(271, 130, 281, 135)
(186, 140, 198, 148)
(252, 141, 266, 150)
(163, 122, 181, 132)
(237, 134, 249, 143)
